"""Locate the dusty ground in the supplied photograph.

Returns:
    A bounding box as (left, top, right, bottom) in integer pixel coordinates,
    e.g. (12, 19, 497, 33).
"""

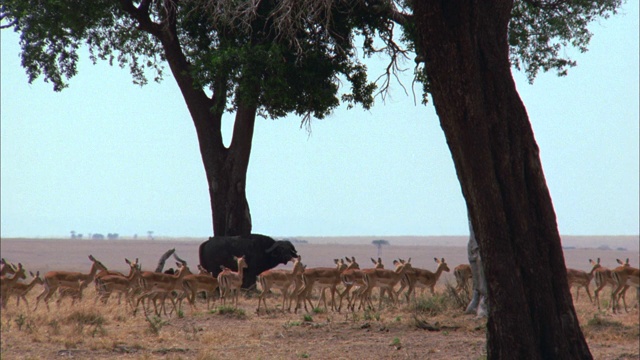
(0, 236, 638, 359)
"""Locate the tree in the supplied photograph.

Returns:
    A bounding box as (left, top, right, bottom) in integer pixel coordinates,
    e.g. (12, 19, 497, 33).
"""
(381, 0, 621, 358)
(0, 0, 379, 236)
(371, 239, 390, 257)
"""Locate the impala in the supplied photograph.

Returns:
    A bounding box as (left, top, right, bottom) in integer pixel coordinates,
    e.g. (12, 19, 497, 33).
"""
(180, 265, 221, 311)
(566, 268, 593, 303)
(95, 258, 142, 306)
(356, 259, 413, 311)
(0, 263, 27, 309)
(337, 257, 386, 312)
(257, 256, 304, 313)
(0, 259, 18, 277)
(397, 258, 450, 302)
(34, 255, 107, 311)
(610, 258, 640, 313)
(589, 258, 616, 310)
(453, 264, 472, 294)
(56, 284, 86, 307)
(294, 258, 355, 313)
(136, 261, 192, 316)
(217, 256, 248, 308)
(5, 271, 43, 310)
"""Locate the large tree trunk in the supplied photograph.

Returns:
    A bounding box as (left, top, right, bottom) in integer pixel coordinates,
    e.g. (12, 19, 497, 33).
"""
(158, 27, 254, 237)
(412, 1, 592, 358)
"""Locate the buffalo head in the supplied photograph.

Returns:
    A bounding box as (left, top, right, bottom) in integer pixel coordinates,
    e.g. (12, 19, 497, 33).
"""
(265, 240, 298, 265)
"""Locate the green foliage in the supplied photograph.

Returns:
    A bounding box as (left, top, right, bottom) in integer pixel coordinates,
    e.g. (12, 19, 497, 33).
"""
(214, 305, 247, 319)
(508, 0, 622, 83)
(302, 314, 313, 322)
(586, 314, 623, 328)
(144, 315, 168, 336)
(411, 293, 450, 316)
(66, 310, 106, 336)
(14, 314, 26, 331)
(363, 310, 381, 321)
(312, 307, 325, 314)
(66, 310, 105, 326)
(1, 0, 380, 122)
(283, 320, 302, 328)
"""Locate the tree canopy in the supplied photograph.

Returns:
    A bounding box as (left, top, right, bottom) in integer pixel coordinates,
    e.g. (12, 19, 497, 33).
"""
(0, 0, 384, 117)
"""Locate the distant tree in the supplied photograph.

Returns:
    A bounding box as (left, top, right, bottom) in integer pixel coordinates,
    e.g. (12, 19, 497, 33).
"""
(70, 230, 76, 239)
(147, 231, 154, 241)
(371, 239, 390, 257)
(1, 0, 381, 236)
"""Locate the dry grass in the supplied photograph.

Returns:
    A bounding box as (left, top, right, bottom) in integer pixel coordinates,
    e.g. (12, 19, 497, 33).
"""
(1, 281, 638, 359)
(1, 239, 638, 359)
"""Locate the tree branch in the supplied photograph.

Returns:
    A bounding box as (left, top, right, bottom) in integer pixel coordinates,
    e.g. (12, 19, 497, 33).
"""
(118, 0, 163, 36)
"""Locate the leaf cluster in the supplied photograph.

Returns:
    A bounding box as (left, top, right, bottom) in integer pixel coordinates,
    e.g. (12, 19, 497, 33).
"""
(1, 0, 389, 122)
(1, 0, 624, 112)
(508, 0, 622, 83)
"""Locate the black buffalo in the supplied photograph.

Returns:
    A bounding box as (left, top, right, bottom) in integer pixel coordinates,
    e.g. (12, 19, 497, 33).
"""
(198, 234, 299, 289)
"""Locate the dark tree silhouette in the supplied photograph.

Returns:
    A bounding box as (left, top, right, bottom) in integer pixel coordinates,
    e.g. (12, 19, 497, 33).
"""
(371, 239, 390, 257)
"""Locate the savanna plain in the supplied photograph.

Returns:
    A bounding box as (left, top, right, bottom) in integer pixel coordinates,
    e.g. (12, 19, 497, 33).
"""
(1, 236, 638, 360)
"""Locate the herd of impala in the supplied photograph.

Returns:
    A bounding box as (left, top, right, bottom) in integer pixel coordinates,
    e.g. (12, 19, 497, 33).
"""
(1, 254, 638, 317)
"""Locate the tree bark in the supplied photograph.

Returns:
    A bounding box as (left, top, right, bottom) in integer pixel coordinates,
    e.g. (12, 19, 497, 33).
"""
(155, 19, 254, 237)
(412, 1, 592, 358)
(465, 217, 488, 317)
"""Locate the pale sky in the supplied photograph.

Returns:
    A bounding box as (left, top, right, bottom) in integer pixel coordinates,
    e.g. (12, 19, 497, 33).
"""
(1, 4, 638, 238)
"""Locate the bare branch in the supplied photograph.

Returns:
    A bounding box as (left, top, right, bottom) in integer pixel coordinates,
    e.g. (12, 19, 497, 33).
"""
(173, 252, 188, 266)
(154, 248, 176, 273)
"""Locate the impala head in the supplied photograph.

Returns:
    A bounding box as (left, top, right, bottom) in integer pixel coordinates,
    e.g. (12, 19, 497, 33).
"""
(588, 258, 602, 274)
(13, 263, 27, 280)
(31, 271, 43, 284)
(616, 258, 630, 267)
(233, 255, 248, 270)
(197, 265, 211, 275)
(1, 258, 18, 275)
(125, 258, 141, 272)
(345, 256, 360, 270)
(292, 257, 305, 274)
(175, 262, 193, 276)
(392, 259, 412, 273)
(434, 258, 450, 272)
(334, 258, 346, 271)
(88, 255, 108, 272)
(371, 257, 384, 269)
